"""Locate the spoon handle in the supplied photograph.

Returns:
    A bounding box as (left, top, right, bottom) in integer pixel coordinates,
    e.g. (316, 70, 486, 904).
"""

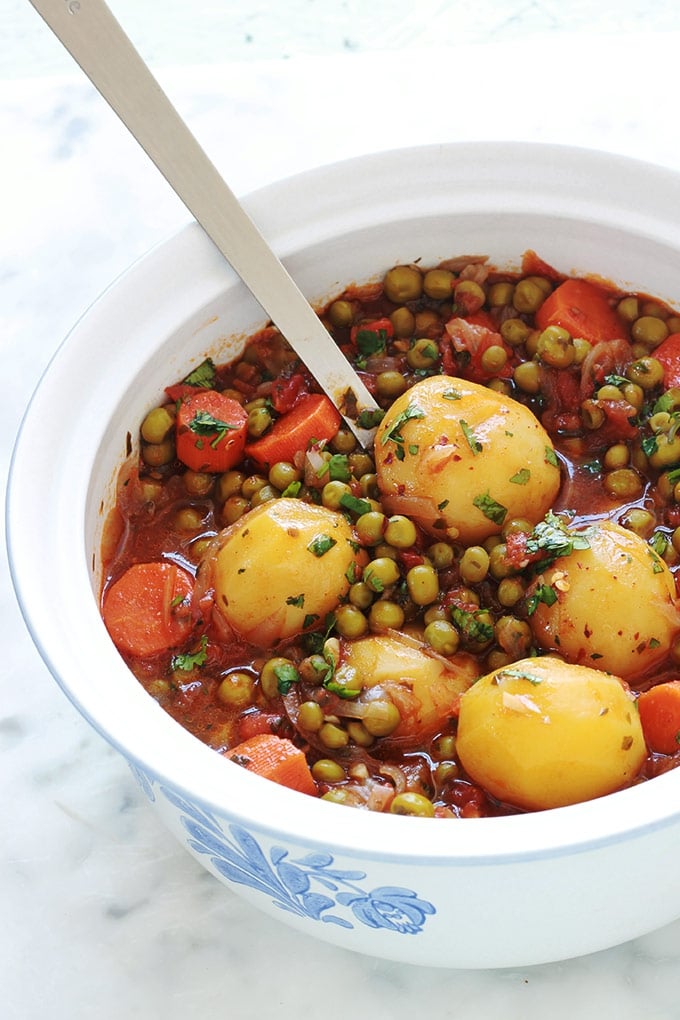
(28, 0, 380, 447)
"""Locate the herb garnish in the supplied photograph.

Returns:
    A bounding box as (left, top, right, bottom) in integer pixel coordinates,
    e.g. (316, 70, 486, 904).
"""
(171, 634, 208, 672)
(544, 446, 559, 468)
(472, 491, 507, 526)
(307, 534, 337, 557)
(450, 606, 494, 643)
(355, 408, 386, 429)
(460, 419, 482, 455)
(339, 493, 372, 517)
(286, 594, 305, 608)
(509, 468, 531, 485)
(189, 409, 238, 448)
(525, 583, 558, 616)
(381, 402, 426, 460)
(273, 661, 300, 695)
(182, 358, 216, 388)
(525, 511, 591, 565)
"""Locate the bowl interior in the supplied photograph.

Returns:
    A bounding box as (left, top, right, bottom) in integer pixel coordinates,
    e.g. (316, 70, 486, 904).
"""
(10, 141, 680, 862)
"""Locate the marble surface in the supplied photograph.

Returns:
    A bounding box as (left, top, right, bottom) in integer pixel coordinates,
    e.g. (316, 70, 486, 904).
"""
(6, 5, 680, 1017)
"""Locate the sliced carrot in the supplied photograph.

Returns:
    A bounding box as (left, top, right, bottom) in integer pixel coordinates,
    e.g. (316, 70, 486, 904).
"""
(245, 392, 341, 469)
(225, 733, 318, 796)
(535, 277, 624, 344)
(653, 333, 680, 389)
(175, 390, 248, 473)
(102, 561, 194, 658)
(638, 681, 680, 754)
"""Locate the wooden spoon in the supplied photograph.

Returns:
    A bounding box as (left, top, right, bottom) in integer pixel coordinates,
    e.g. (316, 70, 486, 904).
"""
(28, 0, 382, 447)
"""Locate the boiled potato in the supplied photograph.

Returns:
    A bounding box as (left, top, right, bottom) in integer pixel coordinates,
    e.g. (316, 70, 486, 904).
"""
(529, 520, 679, 678)
(212, 498, 366, 644)
(374, 376, 560, 543)
(456, 656, 645, 810)
(339, 632, 477, 744)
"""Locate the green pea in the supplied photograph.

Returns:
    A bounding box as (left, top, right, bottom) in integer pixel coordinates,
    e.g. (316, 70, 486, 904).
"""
(319, 723, 350, 749)
(141, 405, 174, 444)
(334, 604, 369, 639)
(626, 357, 665, 390)
(250, 483, 277, 507)
(312, 758, 346, 782)
(328, 299, 354, 328)
(368, 600, 405, 631)
(390, 792, 435, 817)
(603, 468, 644, 499)
(580, 399, 605, 430)
(501, 317, 531, 346)
(407, 337, 440, 370)
(183, 470, 214, 497)
(247, 406, 272, 438)
(537, 325, 575, 368)
(268, 461, 301, 491)
(383, 265, 423, 303)
(480, 345, 508, 374)
(217, 470, 246, 502)
(346, 721, 375, 747)
(513, 360, 541, 394)
(174, 507, 204, 531)
(406, 562, 439, 605)
(141, 439, 175, 467)
(390, 306, 416, 338)
(322, 480, 353, 510)
(487, 281, 515, 306)
(424, 619, 460, 655)
(241, 474, 268, 499)
(376, 371, 408, 399)
(349, 581, 374, 610)
(423, 268, 455, 300)
(459, 545, 490, 583)
(622, 508, 656, 539)
(298, 701, 324, 732)
(428, 542, 454, 569)
(454, 279, 486, 313)
(631, 315, 669, 347)
(221, 495, 249, 524)
(497, 576, 526, 607)
(260, 656, 296, 699)
(216, 671, 255, 708)
(362, 700, 401, 736)
(603, 444, 629, 471)
(364, 557, 401, 592)
(384, 515, 417, 549)
(355, 511, 387, 546)
(513, 278, 547, 314)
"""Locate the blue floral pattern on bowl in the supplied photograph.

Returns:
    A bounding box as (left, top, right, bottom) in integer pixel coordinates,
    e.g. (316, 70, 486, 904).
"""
(129, 764, 435, 935)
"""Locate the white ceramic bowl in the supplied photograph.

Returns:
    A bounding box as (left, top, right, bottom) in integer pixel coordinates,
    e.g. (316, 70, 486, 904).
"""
(9, 141, 680, 969)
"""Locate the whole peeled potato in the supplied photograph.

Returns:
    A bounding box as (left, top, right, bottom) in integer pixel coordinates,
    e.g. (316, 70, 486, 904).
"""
(373, 376, 561, 544)
(211, 498, 367, 644)
(456, 656, 646, 810)
(529, 520, 679, 679)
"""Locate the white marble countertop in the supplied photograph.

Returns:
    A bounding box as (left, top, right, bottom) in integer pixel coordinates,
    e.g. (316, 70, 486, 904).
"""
(6, 4, 680, 1016)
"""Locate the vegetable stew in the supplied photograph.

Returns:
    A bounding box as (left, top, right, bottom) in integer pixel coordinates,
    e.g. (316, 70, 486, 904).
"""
(100, 250, 680, 817)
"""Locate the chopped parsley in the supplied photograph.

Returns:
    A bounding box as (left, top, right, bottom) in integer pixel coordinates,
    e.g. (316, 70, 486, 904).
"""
(509, 468, 531, 485)
(355, 408, 386, 430)
(525, 511, 591, 564)
(307, 534, 337, 557)
(355, 326, 388, 358)
(472, 491, 507, 526)
(171, 634, 208, 672)
(525, 583, 558, 616)
(544, 445, 559, 468)
(281, 480, 302, 497)
(460, 419, 482, 455)
(642, 434, 659, 457)
(381, 402, 426, 460)
(182, 358, 216, 388)
(442, 387, 462, 401)
(325, 680, 361, 699)
(286, 594, 305, 608)
(494, 666, 543, 685)
(189, 409, 238, 448)
(327, 454, 351, 482)
(604, 373, 629, 388)
(339, 493, 372, 517)
(273, 661, 300, 695)
(451, 606, 494, 644)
